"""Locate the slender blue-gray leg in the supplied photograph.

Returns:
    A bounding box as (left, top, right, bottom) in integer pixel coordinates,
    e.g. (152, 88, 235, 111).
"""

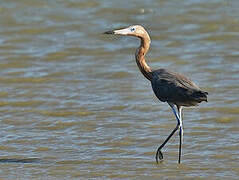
(177, 106, 183, 164)
(155, 103, 181, 163)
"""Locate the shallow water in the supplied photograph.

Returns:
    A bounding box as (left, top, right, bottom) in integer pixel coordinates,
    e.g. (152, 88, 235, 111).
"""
(0, 0, 239, 179)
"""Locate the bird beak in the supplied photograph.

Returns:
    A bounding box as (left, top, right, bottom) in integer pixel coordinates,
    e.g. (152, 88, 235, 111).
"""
(103, 30, 115, 34)
(103, 28, 130, 35)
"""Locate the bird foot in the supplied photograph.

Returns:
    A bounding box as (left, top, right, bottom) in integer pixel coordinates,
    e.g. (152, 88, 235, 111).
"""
(155, 149, 163, 163)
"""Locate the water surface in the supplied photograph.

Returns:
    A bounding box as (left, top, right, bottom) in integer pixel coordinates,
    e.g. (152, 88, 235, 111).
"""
(0, 0, 239, 179)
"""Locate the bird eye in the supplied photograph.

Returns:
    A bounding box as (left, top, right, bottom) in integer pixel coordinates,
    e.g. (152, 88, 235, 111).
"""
(131, 27, 135, 32)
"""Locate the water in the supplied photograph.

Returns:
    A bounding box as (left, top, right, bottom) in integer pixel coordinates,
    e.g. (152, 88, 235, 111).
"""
(0, 0, 238, 179)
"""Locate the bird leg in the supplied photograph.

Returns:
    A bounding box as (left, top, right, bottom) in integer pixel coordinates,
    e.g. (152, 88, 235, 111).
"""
(177, 106, 183, 164)
(178, 127, 183, 163)
(156, 123, 179, 163)
(155, 103, 182, 163)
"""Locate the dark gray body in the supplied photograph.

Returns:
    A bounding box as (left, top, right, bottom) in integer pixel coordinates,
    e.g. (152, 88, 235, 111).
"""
(151, 69, 208, 107)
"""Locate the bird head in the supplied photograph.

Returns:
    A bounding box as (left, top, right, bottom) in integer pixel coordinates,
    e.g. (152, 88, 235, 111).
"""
(104, 25, 148, 38)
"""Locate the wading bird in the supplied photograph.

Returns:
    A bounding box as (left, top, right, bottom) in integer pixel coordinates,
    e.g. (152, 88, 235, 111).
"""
(104, 25, 208, 164)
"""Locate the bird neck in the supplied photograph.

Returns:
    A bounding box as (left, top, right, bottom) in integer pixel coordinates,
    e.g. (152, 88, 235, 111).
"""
(135, 33, 152, 81)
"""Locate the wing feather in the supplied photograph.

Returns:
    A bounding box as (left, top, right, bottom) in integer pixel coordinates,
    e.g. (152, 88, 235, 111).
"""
(151, 69, 208, 106)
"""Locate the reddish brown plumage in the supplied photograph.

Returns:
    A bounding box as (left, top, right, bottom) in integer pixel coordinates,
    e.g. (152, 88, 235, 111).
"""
(104, 25, 208, 164)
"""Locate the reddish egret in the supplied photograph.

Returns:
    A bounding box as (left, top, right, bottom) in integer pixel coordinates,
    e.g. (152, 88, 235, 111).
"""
(104, 25, 208, 164)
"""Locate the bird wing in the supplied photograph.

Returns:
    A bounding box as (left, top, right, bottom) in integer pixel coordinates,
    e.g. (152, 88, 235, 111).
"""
(151, 69, 208, 106)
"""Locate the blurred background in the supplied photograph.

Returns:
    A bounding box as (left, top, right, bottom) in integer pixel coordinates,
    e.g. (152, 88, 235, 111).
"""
(0, 0, 238, 179)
